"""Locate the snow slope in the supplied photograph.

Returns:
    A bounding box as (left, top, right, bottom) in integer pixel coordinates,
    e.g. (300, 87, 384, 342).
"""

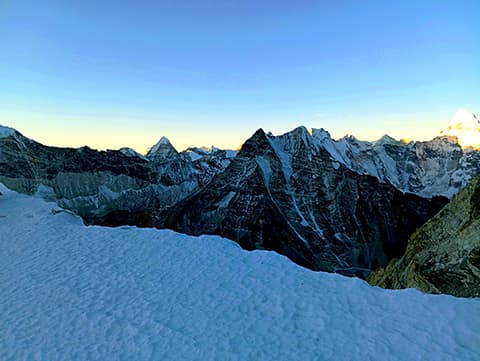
(0, 184, 479, 361)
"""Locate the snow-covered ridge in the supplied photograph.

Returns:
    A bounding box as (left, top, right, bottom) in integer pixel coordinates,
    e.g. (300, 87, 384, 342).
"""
(1, 184, 479, 360)
(0, 124, 15, 138)
(263, 111, 480, 198)
(119, 147, 148, 160)
(183, 146, 238, 162)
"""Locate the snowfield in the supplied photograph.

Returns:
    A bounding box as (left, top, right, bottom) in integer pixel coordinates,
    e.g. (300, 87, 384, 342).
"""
(0, 184, 479, 361)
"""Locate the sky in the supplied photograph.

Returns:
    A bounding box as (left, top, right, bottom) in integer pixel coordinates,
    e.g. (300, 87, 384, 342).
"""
(0, 0, 479, 153)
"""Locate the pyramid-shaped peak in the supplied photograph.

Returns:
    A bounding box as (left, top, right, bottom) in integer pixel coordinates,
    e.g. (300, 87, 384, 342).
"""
(374, 134, 402, 146)
(147, 136, 177, 158)
(155, 136, 172, 147)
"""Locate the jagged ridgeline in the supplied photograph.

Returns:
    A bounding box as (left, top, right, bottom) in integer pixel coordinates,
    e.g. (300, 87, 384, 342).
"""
(162, 127, 448, 272)
(3, 120, 480, 274)
(0, 126, 235, 218)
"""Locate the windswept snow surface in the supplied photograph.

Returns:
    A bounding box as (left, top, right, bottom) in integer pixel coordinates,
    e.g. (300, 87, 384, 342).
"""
(0, 184, 479, 361)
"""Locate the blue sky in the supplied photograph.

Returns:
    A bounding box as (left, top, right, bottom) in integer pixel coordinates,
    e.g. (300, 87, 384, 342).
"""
(0, 0, 479, 152)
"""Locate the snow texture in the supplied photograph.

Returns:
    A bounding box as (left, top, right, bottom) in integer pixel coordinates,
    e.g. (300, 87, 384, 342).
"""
(0, 184, 479, 361)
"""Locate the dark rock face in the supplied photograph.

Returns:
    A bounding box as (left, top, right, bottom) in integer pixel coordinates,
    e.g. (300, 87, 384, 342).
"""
(0, 124, 451, 274)
(0, 129, 232, 218)
(369, 175, 480, 297)
(163, 128, 448, 272)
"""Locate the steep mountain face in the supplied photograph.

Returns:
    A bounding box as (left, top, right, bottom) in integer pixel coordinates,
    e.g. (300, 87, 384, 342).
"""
(145, 137, 200, 207)
(3, 116, 477, 276)
(369, 175, 480, 297)
(163, 127, 447, 272)
(312, 125, 480, 199)
(0, 127, 232, 218)
(182, 146, 237, 186)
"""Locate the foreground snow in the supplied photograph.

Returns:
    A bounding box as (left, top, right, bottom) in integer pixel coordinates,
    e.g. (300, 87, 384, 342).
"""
(0, 185, 479, 361)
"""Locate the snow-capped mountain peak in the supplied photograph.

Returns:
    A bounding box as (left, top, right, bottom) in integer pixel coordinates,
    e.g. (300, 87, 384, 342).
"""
(146, 136, 177, 158)
(119, 147, 148, 160)
(311, 128, 332, 141)
(374, 134, 402, 146)
(440, 109, 480, 150)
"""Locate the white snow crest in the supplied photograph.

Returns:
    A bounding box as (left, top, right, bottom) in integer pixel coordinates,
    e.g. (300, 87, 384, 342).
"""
(147, 136, 173, 156)
(119, 147, 148, 160)
(0, 125, 15, 138)
(1, 186, 480, 360)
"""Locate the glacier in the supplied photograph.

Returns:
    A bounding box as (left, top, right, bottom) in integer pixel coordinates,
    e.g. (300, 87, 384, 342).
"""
(0, 184, 479, 361)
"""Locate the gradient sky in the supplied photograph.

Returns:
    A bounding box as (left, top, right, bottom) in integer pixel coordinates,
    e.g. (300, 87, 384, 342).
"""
(1, 0, 479, 153)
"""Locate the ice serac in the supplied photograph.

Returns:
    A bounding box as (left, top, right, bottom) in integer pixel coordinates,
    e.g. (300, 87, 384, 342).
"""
(369, 174, 480, 297)
(163, 128, 447, 272)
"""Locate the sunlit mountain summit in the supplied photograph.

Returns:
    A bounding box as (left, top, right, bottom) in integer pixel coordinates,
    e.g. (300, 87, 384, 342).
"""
(440, 109, 480, 150)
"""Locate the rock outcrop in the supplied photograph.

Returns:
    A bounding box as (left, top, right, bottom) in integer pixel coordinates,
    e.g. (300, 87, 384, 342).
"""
(163, 127, 448, 272)
(368, 175, 480, 297)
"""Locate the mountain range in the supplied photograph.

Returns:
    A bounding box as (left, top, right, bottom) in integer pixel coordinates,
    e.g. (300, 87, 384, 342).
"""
(1, 110, 479, 295)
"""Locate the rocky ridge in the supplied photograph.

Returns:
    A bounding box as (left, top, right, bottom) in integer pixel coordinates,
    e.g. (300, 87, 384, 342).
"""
(0, 127, 233, 219)
(163, 127, 448, 272)
(368, 174, 480, 297)
(312, 126, 480, 198)
(2, 111, 480, 277)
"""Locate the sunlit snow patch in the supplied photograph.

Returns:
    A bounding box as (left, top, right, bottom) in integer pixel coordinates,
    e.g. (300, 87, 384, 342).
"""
(440, 109, 480, 150)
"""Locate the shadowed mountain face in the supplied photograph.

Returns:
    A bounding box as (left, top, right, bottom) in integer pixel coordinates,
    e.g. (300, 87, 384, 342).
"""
(0, 128, 233, 218)
(0, 124, 455, 273)
(369, 175, 480, 297)
(162, 128, 448, 272)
